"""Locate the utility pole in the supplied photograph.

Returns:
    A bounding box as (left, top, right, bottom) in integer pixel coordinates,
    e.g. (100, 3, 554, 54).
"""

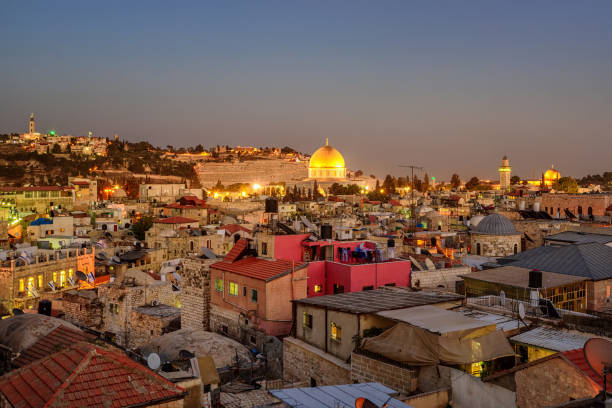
(399, 164, 423, 232)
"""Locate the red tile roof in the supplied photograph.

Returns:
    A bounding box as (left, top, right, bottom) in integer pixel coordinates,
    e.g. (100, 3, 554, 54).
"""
(213, 256, 306, 281)
(223, 239, 248, 263)
(154, 216, 198, 224)
(562, 349, 612, 392)
(13, 326, 95, 368)
(70, 181, 90, 186)
(0, 343, 185, 408)
(220, 224, 252, 235)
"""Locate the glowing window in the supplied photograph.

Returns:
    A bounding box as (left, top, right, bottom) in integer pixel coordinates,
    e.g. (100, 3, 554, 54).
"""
(19, 279, 24, 292)
(229, 282, 239, 296)
(330, 322, 341, 341)
(303, 312, 312, 328)
(27, 277, 34, 296)
(53, 272, 57, 283)
(60, 270, 66, 286)
(314, 285, 322, 293)
(215, 279, 224, 292)
(38, 274, 43, 288)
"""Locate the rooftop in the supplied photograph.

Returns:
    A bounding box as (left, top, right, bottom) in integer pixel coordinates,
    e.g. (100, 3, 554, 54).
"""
(544, 231, 612, 245)
(0, 343, 185, 408)
(212, 257, 306, 281)
(463, 265, 587, 288)
(270, 382, 410, 408)
(471, 213, 519, 236)
(294, 286, 462, 314)
(498, 242, 612, 280)
(133, 304, 180, 318)
(510, 326, 593, 352)
(154, 216, 198, 224)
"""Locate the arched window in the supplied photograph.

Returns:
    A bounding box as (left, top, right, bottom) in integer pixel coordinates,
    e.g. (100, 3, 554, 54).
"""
(190, 241, 194, 252)
(588, 207, 593, 216)
(476, 243, 481, 256)
(545, 207, 548, 213)
(514, 244, 518, 254)
(578, 206, 583, 215)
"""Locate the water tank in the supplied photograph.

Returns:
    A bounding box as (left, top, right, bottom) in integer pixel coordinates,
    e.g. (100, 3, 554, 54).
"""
(38, 300, 52, 316)
(320, 224, 333, 240)
(265, 198, 278, 213)
(529, 269, 542, 288)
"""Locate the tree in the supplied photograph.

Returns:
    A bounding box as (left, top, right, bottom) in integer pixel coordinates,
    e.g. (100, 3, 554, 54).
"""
(422, 173, 430, 193)
(465, 177, 480, 190)
(450, 174, 461, 189)
(510, 175, 521, 185)
(553, 177, 579, 193)
(382, 175, 396, 194)
(131, 215, 155, 241)
(354, 170, 364, 178)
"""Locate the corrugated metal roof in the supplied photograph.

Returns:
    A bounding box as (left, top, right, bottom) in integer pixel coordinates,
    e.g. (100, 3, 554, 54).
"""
(294, 287, 462, 314)
(498, 243, 612, 280)
(544, 231, 612, 245)
(510, 326, 592, 352)
(456, 308, 527, 332)
(270, 382, 411, 408)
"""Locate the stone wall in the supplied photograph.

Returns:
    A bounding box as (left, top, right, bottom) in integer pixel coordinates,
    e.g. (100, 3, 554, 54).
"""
(351, 352, 418, 394)
(62, 291, 103, 329)
(209, 304, 241, 340)
(196, 159, 308, 188)
(588, 278, 612, 312)
(128, 308, 180, 349)
(512, 220, 576, 250)
(470, 234, 521, 257)
(513, 356, 600, 408)
(283, 337, 350, 386)
(411, 266, 471, 291)
(541, 193, 611, 218)
(180, 258, 213, 331)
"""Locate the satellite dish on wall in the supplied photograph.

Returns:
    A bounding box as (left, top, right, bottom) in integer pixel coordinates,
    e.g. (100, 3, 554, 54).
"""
(75, 270, 88, 281)
(518, 303, 526, 320)
(583, 337, 612, 382)
(147, 352, 161, 370)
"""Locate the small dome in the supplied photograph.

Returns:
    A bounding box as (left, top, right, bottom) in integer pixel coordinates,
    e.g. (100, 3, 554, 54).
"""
(309, 144, 345, 169)
(472, 213, 518, 235)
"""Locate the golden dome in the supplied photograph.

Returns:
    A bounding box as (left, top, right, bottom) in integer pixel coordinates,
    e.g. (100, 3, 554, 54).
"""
(544, 165, 560, 180)
(309, 140, 345, 169)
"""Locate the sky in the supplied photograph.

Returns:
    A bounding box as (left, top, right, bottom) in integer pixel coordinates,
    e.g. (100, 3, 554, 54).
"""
(1, 1, 611, 181)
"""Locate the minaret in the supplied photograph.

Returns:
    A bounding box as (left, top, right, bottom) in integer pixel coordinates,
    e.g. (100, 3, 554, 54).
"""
(499, 155, 511, 191)
(29, 113, 35, 134)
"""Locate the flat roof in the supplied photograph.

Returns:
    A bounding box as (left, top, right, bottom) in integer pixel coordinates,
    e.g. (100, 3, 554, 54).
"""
(456, 308, 527, 332)
(293, 287, 462, 314)
(376, 305, 493, 334)
(463, 265, 587, 288)
(270, 382, 410, 408)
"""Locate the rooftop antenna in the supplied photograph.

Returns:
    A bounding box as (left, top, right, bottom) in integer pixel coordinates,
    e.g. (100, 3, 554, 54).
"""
(398, 164, 423, 232)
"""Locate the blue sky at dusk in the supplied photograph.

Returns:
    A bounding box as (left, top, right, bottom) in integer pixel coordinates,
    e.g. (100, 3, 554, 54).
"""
(1, 1, 611, 180)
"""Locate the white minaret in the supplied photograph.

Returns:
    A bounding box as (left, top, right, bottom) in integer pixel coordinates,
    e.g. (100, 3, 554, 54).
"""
(29, 113, 35, 134)
(499, 155, 511, 191)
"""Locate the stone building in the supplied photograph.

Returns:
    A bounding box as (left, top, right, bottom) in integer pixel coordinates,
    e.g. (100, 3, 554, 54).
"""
(61, 289, 104, 329)
(0, 186, 75, 213)
(129, 304, 181, 349)
(180, 257, 215, 331)
(469, 213, 522, 257)
(0, 246, 95, 313)
(96, 269, 176, 347)
(541, 192, 612, 219)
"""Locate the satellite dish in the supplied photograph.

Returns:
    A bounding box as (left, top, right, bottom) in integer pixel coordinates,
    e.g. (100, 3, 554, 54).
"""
(147, 352, 161, 370)
(583, 338, 612, 381)
(518, 303, 526, 320)
(500, 290, 506, 306)
(75, 270, 88, 281)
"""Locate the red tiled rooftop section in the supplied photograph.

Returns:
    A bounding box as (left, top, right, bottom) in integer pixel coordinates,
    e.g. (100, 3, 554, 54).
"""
(154, 216, 198, 224)
(220, 224, 252, 235)
(213, 256, 305, 281)
(562, 349, 612, 392)
(70, 181, 90, 186)
(13, 326, 95, 368)
(223, 239, 248, 263)
(0, 343, 185, 408)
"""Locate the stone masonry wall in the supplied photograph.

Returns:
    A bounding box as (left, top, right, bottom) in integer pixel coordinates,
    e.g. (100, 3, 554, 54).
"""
(470, 234, 521, 257)
(283, 337, 350, 386)
(180, 258, 213, 330)
(351, 352, 418, 394)
(128, 310, 179, 349)
(411, 266, 471, 291)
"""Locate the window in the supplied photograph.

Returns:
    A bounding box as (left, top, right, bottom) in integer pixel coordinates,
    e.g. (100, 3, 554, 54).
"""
(243, 286, 247, 296)
(250, 335, 256, 344)
(303, 312, 313, 328)
(514, 244, 518, 254)
(588, 207, 593, 216)
(607, 285, 611, 298)
(229, 282, 239, 296)
(330, 322, 341, 341)
(60, 270, 66, 287)
(251, 289, 258, 303)
(314, 285, 322, 293)
(38, 274, 43, 288)
(53, 271, 57, 283)
(19, 279, 24, 293)
(476, 243, 481, 256)
(577, 206, 583, 215)
(362, 285, 374, 291)
(27, 277, 34, 296)
(333, 284, 344, 294)
(215, 279, 224, 292)
(261, 242, 268, 255)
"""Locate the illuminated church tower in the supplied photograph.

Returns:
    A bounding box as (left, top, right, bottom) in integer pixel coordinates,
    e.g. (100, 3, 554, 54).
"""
(499, 155, 511, 191)
(29, 113, 35, 134)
